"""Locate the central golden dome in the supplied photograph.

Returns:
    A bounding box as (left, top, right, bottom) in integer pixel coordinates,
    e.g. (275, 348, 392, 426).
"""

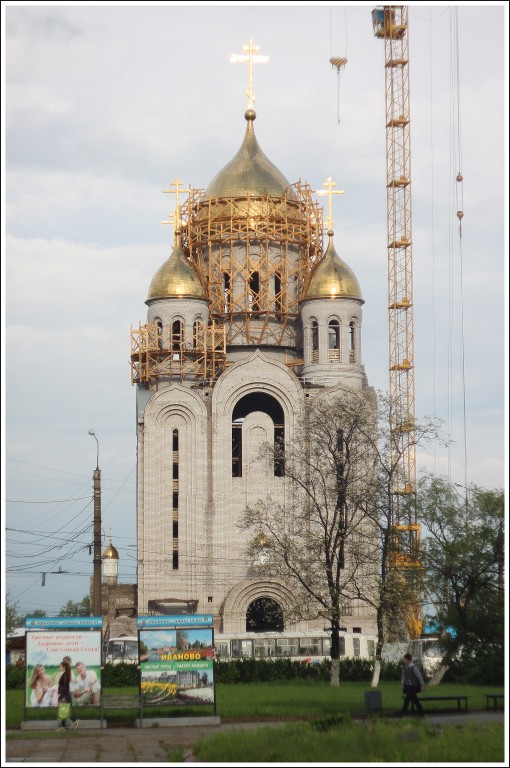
(205, 110, 294, 199)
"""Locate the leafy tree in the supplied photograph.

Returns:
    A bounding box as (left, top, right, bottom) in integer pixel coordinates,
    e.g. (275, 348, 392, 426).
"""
(58, 595, 91, 617)
(6, 595, 21, 637)
(417, 475, 504, 684)
(23, 609, 47, 619)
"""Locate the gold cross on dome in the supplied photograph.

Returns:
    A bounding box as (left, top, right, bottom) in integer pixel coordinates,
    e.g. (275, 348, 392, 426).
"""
(162, 177, 189, 239)
(230, 39, 269, 108)
(315, 177, 345, 232)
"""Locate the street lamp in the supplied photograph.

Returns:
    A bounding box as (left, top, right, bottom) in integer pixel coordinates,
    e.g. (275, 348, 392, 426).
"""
(88, 429, 102, 617)
(88, 429, 99, 470)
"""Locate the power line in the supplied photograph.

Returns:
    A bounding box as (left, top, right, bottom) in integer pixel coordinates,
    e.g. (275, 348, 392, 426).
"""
(6, 496, 91, 503)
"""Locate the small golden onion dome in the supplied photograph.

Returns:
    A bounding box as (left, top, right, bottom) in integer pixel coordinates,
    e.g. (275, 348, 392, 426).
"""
(205, 110, 295, 199)
(147, 242, 206, 301)
(103, 541, 119, 559)
(305, 233, 363, 300)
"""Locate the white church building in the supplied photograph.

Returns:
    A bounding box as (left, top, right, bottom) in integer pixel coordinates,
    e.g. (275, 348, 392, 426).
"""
(128, 94, 379, 651)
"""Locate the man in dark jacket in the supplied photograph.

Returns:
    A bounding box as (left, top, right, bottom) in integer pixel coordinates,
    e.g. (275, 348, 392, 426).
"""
(400, 653, 425, 716)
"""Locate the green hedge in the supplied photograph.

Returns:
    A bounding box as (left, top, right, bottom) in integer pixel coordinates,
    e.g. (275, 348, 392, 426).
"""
(215, 657, 402, 684)
(6, 658, 403, 689)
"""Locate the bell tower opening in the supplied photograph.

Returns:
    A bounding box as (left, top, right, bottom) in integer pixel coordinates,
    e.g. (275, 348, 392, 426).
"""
(246, 597, 284, 632)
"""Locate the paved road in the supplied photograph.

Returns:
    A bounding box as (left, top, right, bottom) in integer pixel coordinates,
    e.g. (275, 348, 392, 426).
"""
(4, 711, 504, 765)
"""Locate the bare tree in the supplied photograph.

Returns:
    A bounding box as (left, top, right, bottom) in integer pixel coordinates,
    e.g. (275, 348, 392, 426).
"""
(240, 386, 380, 687)
(240, 387, 445, 687)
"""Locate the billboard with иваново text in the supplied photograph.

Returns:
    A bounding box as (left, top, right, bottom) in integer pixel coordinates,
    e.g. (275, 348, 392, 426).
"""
(26, 631, 102, 708)
(139, 627, 214, 705)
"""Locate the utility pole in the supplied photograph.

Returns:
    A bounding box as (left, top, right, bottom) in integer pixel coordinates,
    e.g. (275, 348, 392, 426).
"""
(89, 429, 102, 617)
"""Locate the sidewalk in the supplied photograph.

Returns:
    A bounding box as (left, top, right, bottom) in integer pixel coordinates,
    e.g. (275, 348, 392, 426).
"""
(4, 711, 504, 765)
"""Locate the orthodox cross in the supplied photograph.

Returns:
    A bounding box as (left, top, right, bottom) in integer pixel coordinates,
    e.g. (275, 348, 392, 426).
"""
(230, 39, 269, 109)
(162, 177, 189, 238)
(315, 177, 345, 232)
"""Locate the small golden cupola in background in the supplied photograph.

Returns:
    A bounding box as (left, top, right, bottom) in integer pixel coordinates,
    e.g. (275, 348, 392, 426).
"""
(103, 530, 119, 585)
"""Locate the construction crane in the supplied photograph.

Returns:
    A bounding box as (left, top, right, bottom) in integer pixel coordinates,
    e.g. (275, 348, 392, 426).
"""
(372, 5, 422, 638)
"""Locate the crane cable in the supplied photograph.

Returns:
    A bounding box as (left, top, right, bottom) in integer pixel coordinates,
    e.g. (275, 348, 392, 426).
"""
(448, 7, 468, 497)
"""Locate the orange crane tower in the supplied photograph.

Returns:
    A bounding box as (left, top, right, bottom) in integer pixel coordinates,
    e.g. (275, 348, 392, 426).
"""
(372, 5, 422, 638)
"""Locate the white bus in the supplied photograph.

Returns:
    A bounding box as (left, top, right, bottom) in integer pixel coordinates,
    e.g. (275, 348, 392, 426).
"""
(105, 636, 139, 664)
(214, 630, 376, 662)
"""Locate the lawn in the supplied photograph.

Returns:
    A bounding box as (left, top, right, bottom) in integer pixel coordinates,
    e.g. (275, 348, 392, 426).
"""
(5, 681, 504, 728)
(193, 718, 505, 763)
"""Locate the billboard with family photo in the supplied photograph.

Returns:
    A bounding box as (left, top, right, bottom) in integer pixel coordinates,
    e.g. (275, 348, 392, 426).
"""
(26, 630, 102, 709)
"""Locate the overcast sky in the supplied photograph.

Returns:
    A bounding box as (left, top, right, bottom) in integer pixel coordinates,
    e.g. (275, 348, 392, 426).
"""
(3, 2, 507, 618)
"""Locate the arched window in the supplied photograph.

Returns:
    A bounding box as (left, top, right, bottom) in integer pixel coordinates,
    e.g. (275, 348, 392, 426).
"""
(223, 273, 231, 312)
(193, 319, 202, 349)
(311, 320, 319, 363)
(349, 320, 356, 362)
(274, 273, 282, 313)
(232, 392, 285, 477)
(246, 597, 284, 633)
(154, 318, 163, 350)
(249, 271, 260, 313)
(328, 319, 340, 362)
(172, 320, 183, 361)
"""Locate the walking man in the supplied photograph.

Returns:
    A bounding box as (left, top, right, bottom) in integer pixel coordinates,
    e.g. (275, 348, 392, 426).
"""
(401, 653, 425, 716)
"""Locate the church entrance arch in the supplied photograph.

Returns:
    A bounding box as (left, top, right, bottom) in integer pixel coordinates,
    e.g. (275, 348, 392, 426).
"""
(246, 597, 284, 632)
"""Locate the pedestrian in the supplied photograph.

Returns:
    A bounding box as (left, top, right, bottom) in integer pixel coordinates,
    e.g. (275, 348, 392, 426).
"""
(56, 660, 79, 731)
(400, 652, 425, 717)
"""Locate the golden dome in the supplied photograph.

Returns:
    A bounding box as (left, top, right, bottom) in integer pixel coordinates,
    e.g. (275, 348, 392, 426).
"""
(147, 242, 206, 301)
(103, 541, 119, 559)
(305, 233, 363, 301)
(205, 110, 295, 199)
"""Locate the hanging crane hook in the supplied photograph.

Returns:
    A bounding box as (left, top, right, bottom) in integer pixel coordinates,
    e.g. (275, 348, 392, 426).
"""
(329, 57, 348, 124)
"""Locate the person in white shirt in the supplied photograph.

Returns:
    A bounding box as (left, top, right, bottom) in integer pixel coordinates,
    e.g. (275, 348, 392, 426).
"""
(72, 661, 101, 705)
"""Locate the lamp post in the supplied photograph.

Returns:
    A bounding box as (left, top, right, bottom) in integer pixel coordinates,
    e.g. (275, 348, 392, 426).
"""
(88, 429, 102, 617)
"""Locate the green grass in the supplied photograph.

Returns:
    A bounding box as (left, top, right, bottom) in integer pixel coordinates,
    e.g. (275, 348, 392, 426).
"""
(6, 681, 504, 729)
(194, 719, 505, 763)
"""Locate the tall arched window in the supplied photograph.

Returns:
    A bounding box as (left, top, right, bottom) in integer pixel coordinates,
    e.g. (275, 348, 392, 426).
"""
(328, 319, 340, 362)
(232, 392, 285, 477)
(154, 318, 163, 350)
(172, 320, 183, 361)
(349, 320, 356, 362)
(193, 319, 202, 349)
(172, 429, 179, 570)
(311, 320, 319, 363)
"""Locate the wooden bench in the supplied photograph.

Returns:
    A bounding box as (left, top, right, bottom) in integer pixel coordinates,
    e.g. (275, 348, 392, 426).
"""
(407, 695, 469, 712)
(100, 696, 141, 727)
(484, 693, 504, 711)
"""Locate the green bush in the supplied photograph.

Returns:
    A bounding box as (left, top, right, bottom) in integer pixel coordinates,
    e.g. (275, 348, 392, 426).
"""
(6, 665, 25, 689)
(101, 663, 139, 688)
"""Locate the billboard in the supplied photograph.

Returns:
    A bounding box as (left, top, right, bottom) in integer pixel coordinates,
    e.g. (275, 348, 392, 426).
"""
(26, 631, 102, 709)
(139, 627, 214, 706)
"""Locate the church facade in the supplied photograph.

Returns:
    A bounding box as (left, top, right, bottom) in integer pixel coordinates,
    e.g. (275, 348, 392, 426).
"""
(130, 102, 378, 644)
